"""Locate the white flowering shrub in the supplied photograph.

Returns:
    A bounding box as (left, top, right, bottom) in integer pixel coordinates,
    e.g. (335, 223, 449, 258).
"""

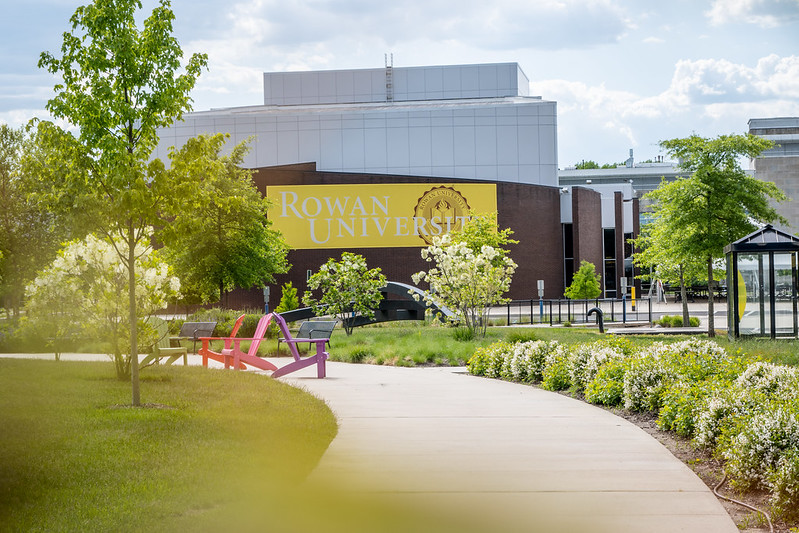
(542, 343, 572, 391)
(467, 341, 511, 378)
(768, 448, 799, 519)
(516, 340, 557, 383)
(693, 385, 770, 449)
(413, 233, 517, 337)
(568, 343, 594, 390)
(25, 234, 180, 378)
(719, 403, 799, 491)
(736, 361, 799, 399)
(623, 355, 676, 412)
(468, 339, 564, 384)
(585, 346, 627, 383)
(625, 339, 737, 413)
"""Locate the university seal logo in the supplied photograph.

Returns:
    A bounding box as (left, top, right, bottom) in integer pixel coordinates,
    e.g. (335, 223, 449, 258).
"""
(413, 186, 471, 245)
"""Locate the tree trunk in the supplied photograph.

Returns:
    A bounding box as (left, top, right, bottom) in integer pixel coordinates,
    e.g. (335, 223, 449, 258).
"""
(129, 227, 140, 406)
(679, 264, 690, 327)
(707, 257, 715, 338)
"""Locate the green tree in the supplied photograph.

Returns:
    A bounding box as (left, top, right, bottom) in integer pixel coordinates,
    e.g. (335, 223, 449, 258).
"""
(565, 260, 602, 300)
(0, 125, 67, 317)
(158, 134, 289, 307)
(412, 214, 518, 337)
(575, 160, 600, 169)
(37, 0, 207, 404)
(274, 282, 300, 313)
(303, 252, 387, 336)
(632, 198, 708, 327)
(24, 234, 180, 374)
(656, 134, 786, 337)
(449, 211, 518, 261)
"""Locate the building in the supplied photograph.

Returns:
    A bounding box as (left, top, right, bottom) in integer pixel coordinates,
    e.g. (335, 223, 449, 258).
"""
(155, 63, 558, 185)
(558, 150, 684, 200)
(156, 63, 636, 309)
(749, 117, 799, 231)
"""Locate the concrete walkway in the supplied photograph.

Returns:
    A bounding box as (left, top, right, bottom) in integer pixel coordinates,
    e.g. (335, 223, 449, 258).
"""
(282, 362, 737, 533)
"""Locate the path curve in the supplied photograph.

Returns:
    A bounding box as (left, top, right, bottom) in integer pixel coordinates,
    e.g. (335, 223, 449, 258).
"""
(282, 362, 737, 533)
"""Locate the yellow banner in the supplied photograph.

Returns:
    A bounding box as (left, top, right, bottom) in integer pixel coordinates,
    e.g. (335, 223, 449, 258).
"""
(266, 183, 497, 249)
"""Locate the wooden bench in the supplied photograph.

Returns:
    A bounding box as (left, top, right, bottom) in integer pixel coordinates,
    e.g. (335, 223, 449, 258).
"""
(174, 321, 217, 354)
(278, 320, 336, 352)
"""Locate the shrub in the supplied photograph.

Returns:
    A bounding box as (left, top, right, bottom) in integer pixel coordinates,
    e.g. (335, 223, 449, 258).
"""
(657, 315, 700, 327)
(570, 343, 627, 392)
(718, 402, 799, 492)
(512, 340, 561, 383)
(467, 341, 510, 378)
(657, 380, 719, 437)
(694, 385, 771, 449)
(736, 361, 799, 398)
(768, 448, 799, 520)
(623, 354, 675, 412)
(542, 344, 571, 391)
(624, 339, 732, 413)
(505, 330, 538, 344)
(584, 358, 626, 406)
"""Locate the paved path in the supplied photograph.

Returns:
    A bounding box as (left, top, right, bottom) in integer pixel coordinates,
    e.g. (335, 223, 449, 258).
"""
(282, 362, 737, 533)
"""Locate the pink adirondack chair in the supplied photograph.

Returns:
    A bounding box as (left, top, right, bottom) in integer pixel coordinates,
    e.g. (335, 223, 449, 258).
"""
(199, 315, 278, 372)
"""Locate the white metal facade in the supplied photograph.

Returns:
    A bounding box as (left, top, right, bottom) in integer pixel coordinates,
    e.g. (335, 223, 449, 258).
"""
(154, 63, 559, 186)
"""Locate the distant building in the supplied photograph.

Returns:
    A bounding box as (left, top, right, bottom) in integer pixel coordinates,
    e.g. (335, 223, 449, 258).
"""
(156, 62, 638, 308)
(749, 117, 799, 231)
(558, 149, 685, 200)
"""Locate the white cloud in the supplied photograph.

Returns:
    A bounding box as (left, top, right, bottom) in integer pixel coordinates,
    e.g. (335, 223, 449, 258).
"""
(706, 0, 799, 27)
(536, 54, 799, 163)
(225, 0, 633, 52)
(665, 55, 799, 104)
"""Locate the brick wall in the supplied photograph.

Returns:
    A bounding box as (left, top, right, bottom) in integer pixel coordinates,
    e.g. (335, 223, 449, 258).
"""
(571, 186, 603, 287)
(224, 165, 566, 309)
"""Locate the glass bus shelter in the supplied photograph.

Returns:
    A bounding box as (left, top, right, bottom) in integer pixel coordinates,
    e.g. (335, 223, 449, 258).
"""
(725, 225, 799, 339)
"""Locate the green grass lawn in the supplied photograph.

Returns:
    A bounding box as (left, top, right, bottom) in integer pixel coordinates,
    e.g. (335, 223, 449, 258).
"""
(291, 322, 797, 368)
(0, 359, 337, 532)
(0, 358, 555, 533)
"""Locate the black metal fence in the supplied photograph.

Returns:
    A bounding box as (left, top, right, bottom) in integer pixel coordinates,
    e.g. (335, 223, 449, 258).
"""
(504, 298, 652, 326)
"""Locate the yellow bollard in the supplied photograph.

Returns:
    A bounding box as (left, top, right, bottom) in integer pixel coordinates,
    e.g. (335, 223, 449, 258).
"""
(631, 287, 636, 311)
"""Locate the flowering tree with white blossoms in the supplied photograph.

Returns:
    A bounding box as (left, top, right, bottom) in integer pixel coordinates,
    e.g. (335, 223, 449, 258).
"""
(303, 252, 387, 336)
(413, 231, 517, 337)
(24, 234, 180, 378)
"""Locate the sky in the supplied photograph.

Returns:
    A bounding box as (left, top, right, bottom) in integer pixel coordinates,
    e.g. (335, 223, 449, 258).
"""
(1, 0, 798, 168)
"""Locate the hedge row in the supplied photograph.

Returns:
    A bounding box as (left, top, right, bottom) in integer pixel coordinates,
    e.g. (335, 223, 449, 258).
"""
(467, 337, 799, 519)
